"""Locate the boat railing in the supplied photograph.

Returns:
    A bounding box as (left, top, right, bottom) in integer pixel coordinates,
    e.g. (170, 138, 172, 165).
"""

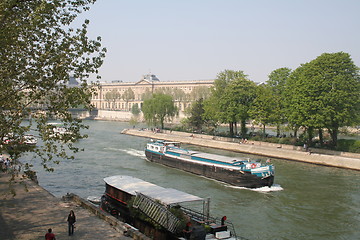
(179, 206, 238, 238)
(179, 205, 213, 223)
(222, 219, 237, 239)
(132, 192, 181, 233)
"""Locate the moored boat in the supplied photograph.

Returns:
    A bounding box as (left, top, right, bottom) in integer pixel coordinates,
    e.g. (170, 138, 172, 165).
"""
(22, 135, 38, 145)
(100, 175, 238, 240)
(145, 140, 275, 188)
(2, 134, 37, 146)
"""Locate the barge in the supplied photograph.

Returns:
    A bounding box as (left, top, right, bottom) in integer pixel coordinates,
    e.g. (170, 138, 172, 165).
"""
(100, 175, 238, 240)
(145, 140, 275, 188)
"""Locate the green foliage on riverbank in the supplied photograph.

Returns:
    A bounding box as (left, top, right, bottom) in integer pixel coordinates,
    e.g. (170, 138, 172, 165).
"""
(142, 94, 178, 129)
(184, 52, 360, 149)
(337, 139, 360, 153)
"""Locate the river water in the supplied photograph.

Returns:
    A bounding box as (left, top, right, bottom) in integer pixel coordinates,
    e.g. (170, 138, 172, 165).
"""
(23, 120, 360, 240)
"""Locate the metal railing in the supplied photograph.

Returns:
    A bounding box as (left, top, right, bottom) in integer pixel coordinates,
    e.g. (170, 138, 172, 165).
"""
(132, 193, 181, 233)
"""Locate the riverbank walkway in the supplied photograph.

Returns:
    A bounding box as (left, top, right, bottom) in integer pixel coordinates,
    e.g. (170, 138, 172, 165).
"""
(0, 171, 132, 240)
(123, 128, 360, 171)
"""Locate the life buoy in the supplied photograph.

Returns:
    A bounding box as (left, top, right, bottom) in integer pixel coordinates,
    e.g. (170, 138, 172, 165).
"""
(251, 163, 257, 169)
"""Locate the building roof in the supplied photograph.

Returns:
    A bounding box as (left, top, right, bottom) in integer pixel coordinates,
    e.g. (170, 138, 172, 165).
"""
(103, 175, 203, 205)
(142, 74, 160, 81)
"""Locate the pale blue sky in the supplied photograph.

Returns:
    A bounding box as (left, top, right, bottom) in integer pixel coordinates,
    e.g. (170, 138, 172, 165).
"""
(75, 0, 360, 83)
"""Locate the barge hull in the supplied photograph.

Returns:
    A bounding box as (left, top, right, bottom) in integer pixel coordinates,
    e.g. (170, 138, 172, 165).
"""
(145, 150, 273, 188)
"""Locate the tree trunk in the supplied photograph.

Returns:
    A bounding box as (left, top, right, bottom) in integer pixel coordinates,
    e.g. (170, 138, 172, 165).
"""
(234, 122, 238, 136)
(160, 117, 164, 129)
(318, 128, 324, 146)
(262, 124, 266, 137)
(293, 126, 298, 138)
(276, 124, 281, 137)
(307, 127, 314, 146)
(240, 119, 247, 138)
(229, 122, 234, 137)
(328, 127, 338, 148)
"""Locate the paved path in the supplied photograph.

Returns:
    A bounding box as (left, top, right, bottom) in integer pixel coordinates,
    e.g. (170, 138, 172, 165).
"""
(0, 172, 130, 240)
(123, 129, 360, 171)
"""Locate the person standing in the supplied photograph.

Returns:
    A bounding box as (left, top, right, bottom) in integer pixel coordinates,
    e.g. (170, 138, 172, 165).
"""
(67, 210, 76, 236)
(45, 228, 56, 240)
(183, 221, 192, 240)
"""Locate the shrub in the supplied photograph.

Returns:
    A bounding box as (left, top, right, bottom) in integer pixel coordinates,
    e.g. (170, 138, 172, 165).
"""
(336, 139, 360, 153)
(349, 141, 360, 153)
(278, 137, 294, 145)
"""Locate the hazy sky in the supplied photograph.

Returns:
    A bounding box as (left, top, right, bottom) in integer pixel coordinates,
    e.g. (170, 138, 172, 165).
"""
(74, 0, 360, 83)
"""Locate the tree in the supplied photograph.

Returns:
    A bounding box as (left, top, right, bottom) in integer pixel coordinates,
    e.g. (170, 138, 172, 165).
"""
(141, 88, 153, 101)
(309, 52, 360, 146)
(285, 52, 360, 147)
(172, 88, 186, 101)
(187, 98, 205, 132)
(142, 93, 178, 129)
(221, 77, 258, 137)
(206, 70, 250, 136)
(285, 63, 325, 145)
(189, 86, 211, 101)
(0, 0, 106, 172)
(267, 68, 292, 136)
(122, 88, 135, 110)
(105, 89, 120, 109)
(250, 84, 277, 136)
(131, 103, 141, 116)
(203, 95, 221, 134)
(129, 103, 141, 126)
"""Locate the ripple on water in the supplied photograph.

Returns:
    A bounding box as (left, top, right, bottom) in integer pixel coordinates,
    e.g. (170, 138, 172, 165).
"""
(235, 183, 284, 193)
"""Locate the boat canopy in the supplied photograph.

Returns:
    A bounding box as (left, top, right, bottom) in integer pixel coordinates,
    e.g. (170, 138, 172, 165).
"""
(104, 175, 204, 205)
(167, 148, 245, 165)
(192, 152, 244, 164)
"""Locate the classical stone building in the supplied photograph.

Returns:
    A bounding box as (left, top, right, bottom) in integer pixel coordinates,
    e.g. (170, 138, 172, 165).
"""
(91, 74, 214, 118)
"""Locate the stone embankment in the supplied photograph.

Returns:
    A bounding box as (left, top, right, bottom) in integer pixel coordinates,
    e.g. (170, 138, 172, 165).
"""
(0, 171, 150, 240)
(123, 129, 360, 171)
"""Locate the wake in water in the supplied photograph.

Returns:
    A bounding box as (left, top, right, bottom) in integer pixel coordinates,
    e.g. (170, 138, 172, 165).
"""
(225, 183, 283, 192)
(105, 147, 146, 158)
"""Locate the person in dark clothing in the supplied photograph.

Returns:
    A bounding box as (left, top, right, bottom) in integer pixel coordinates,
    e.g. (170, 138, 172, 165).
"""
(67, 210, 76, 236)
(221, 216, 227, 225)
(183, 221, 192, 239)
(45, 228, 56, 240)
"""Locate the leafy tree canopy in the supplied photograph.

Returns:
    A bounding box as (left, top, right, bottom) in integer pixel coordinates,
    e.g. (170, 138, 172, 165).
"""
(207, 70, 257, 136)
(250, 84, 277, 135)
(187, 98, 205, 132)
(122, 88, 135, 102)
(0, 0, 106, 171)
(267, 67, 291, 95)
(205, 70, 248, 126)
(105, 89, 121, 108)
(142, 93, 178, 129)
(285, 52, 360, 146)
(222, 77, 258, 136)
(266, 67, 292, 135)
(131, 103, 141, 116)
(189, 86, 210, 101)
